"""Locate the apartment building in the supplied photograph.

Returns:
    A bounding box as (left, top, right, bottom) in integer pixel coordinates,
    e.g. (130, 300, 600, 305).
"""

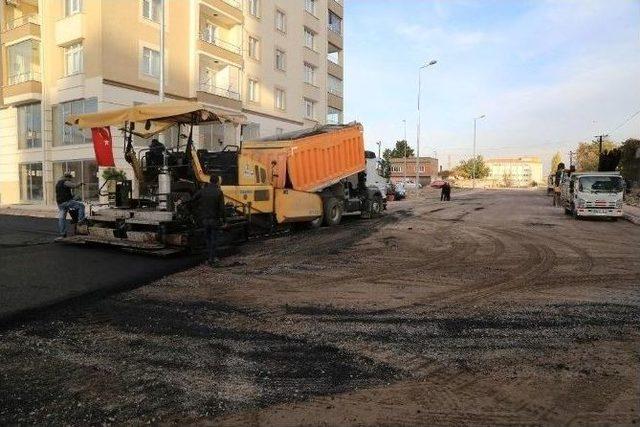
(0, 0, 345, 205)
(486, 157, 544, 187)
(389, 156, 439, 186)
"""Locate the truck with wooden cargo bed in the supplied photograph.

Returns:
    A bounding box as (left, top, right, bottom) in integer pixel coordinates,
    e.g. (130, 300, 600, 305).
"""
(62, 101, 384, 254)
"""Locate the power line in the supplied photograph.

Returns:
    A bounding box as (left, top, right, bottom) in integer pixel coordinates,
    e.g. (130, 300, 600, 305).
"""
(609, 109, 640, 134)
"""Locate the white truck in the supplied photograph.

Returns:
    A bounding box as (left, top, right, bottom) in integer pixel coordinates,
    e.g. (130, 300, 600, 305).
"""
(560, 171, 625, 219)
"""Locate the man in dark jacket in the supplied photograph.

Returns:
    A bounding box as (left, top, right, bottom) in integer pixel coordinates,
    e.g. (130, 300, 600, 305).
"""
(441, 181, 451, 201)
(192, 176, 226, 266)
(56, 172, 85, 238)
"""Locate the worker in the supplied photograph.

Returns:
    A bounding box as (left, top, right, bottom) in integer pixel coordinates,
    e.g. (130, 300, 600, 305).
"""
(56, 172, 85, 238)
(441, 181, 451, 201)
(553, 162, 565, 207)
(193, 176, 226, 266)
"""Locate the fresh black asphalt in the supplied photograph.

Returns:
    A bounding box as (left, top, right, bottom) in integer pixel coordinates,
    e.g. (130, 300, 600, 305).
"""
(0, 214, 201, 323)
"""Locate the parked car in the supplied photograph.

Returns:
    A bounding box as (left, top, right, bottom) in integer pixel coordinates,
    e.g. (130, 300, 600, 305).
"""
(394, 182, 406, 200)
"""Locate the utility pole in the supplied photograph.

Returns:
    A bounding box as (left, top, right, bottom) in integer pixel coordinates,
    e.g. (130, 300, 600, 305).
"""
(376, 141, 381, 160)
(595, 134, 609, 155)
(569, 151, 574, 168)
(472, 115, 486, 189)
(403, 119, 407, 183)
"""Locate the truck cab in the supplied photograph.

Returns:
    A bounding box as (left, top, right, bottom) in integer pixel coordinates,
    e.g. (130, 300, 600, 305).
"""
(561, 172, 624, 219)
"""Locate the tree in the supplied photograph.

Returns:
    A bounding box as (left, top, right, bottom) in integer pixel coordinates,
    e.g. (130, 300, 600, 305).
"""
(575, 139, 617, 171)
(619, 138, 640, 186)
(380, 148, 392, 178)
(386, 140, 415, 159)
(454, 156, 490, 179)
(550, 152, 562, 173)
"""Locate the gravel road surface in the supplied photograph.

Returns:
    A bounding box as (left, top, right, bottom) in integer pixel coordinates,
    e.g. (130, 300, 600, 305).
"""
(1, 189, 639, 425)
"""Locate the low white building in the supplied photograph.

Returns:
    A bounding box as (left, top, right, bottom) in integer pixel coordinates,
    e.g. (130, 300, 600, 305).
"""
(486, 157, 544, 187)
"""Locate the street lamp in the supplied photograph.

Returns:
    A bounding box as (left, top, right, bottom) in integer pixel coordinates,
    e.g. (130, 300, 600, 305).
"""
(416, 60, 437, 188)
(376, 140, 382, 160)
(472, 114, 486, 189)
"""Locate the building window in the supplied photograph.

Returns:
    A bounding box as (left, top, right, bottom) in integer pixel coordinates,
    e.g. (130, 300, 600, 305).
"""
(202, 22, 217, 43)
(275, 88, 286, 110)
(7, 40, 40, 85)
(248, 0, 260, 17)
(275, 9, 286, 33)
(248, 36, 260, 60)
(328, 11, 342, 34)
(328, 44, 342, 65)
(19, 163, 43, 202)
(304, 27, 315, 50)
(248, 79, 259, 102)
(64, 43, 83, 76)
(17, 103, 42, 149)
(275, 49, 286, 71)
(328, 75, 343, 96)
(52, 98, 98, 147)
(142, 47, 161, 78)
(53, 160, 99, 201)
(65, 0, 82, 16)
(304, 0, 316, 16)
(303, 98, 316, 120)
(142, 0, 161, 22)
(303, 62, 316, 85)
(327, 107, 342, 125)
(241, 122, 260, 140)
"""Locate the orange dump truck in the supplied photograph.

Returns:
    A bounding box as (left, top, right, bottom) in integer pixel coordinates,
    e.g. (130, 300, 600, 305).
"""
(239, 123, 385, 227)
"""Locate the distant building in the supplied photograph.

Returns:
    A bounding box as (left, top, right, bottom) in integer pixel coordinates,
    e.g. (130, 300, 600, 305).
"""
(389, 157, 438, 186)
(486, 157, 543, 187)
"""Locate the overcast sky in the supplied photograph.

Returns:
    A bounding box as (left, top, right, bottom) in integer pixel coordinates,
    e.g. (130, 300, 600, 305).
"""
(344, 0, 640, 172)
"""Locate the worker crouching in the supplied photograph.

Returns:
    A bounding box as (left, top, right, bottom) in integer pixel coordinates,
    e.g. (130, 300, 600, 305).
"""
(193, 176, 227, 267)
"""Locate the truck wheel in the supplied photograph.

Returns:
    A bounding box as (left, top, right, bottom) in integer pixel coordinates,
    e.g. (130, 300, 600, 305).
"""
(323, 197, 343, 226)
(564, 207, 571, 215)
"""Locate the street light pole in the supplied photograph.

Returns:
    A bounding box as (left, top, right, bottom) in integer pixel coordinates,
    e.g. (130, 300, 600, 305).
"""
(159, 0, 165, 102)
(403, 119, 407, 183)
(376, 141, 381, 160)
(472, 114, 485, 189)
(416, 60, 437, 188)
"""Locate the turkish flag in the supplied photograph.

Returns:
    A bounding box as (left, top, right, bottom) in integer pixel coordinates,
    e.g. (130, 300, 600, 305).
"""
(91, 127, 115, 167)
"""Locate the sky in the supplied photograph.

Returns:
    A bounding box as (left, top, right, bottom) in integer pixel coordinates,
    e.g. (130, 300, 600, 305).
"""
(343, 0, 640, 173)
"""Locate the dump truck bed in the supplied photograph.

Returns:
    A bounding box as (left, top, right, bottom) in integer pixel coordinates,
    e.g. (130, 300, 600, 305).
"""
(242, 123, 365, 193)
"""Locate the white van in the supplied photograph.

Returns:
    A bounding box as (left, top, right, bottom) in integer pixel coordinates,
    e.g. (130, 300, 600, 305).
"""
(561, 172, 624, 219)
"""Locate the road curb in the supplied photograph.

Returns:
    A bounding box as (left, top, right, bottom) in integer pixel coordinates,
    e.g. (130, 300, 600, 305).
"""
(624, 212, 640, 225)
(0, 207, 58, 219)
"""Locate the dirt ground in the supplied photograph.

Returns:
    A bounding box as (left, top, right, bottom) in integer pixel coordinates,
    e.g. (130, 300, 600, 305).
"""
(1, 189, 640, 426)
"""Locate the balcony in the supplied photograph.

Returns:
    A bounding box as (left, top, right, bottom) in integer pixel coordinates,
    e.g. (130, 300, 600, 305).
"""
(2, 72, 42, 104)
(200, 0, 243, 24)
(327, 27, 343, 50)
(327, 60, 343, 79)
(1, 14, 40, 44)
(328, 92, 343, 110)
(198, 32, 243, 66)
(329, 0, 343, 17)
(197, 82, 242, 111)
